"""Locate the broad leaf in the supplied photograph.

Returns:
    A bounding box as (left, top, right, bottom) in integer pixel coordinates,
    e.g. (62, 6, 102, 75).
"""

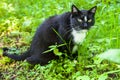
(98, 49, 120, 64)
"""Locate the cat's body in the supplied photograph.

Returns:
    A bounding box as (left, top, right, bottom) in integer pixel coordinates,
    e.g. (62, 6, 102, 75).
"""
(3, 5, 97, 65)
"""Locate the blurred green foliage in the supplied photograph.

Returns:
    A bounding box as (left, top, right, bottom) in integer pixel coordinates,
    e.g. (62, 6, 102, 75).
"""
(0, 0, 120, 80)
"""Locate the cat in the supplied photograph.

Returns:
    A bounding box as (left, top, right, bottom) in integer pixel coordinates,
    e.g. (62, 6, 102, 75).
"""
(3, 4, 97, 65)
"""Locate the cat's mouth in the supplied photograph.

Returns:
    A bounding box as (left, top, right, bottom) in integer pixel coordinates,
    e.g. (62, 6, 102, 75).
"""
(73, 27, 88, 33)
(72, 26, 90, 32)
(76, 29, 88, 33)
(72, 28, 88, 33)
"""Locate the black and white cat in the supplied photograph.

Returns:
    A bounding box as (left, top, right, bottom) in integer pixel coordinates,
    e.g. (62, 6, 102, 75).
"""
(3, 4, 97, 65)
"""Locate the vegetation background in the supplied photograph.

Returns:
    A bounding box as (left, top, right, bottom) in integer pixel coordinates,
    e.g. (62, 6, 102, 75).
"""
(0, 0, 120, 80)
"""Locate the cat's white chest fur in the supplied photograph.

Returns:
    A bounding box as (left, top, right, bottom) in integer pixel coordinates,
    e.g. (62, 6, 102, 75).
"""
(72, 29, 88, 44)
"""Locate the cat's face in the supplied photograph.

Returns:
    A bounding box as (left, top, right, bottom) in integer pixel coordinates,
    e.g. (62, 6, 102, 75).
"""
(70, 5, 97, 31)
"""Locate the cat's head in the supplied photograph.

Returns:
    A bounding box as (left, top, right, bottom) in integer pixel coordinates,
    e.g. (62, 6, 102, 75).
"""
(70, 5, 97, 31)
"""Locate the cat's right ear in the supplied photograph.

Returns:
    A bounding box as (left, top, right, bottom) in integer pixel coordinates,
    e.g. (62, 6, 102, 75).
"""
(71, 4, 79, 14)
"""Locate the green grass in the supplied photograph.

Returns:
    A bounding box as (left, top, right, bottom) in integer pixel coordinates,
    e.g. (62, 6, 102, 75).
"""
(0, 0, 120, 80)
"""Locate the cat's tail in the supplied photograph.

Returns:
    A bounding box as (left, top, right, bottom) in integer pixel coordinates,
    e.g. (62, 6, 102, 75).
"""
(2, 47, 30, 61)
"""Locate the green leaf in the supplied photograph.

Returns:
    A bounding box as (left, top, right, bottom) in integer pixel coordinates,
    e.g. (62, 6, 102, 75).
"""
(53, 48, 62, 56)
(98, 74, 108, 80)
(22, 20, 32, 26)
(76, 75, 90, 80)
(0, 48, 3, 55)
(98, 49, 120, 64)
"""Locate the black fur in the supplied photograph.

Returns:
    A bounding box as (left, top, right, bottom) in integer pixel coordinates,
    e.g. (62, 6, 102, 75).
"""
(3, 5, 97, 65)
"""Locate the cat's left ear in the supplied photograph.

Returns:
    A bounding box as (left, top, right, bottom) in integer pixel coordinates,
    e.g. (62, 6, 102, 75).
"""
(88, 6, 97, 14)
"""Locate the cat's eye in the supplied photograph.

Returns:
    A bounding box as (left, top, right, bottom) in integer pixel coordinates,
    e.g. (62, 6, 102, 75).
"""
(88, 19, 92, 22)
(77, 19, 82, 22)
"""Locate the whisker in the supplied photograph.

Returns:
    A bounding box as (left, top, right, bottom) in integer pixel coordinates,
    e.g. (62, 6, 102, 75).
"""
(63, 28, 72, 37)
